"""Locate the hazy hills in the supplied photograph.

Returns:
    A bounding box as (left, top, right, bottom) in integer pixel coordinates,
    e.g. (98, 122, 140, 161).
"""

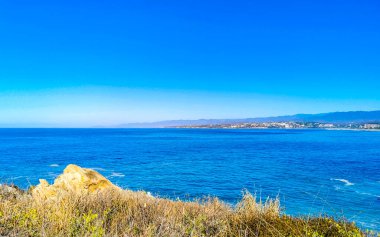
(120, 110, 380, 128)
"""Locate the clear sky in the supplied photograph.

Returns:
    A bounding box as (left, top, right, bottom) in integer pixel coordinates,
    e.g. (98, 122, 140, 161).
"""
(0, 0, 379, 127)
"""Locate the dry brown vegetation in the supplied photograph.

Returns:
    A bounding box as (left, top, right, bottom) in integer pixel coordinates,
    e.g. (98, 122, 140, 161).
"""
(0, 186, 365, 237)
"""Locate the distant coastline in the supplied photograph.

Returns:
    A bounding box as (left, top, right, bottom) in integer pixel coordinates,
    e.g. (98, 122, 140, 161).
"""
(120, 110, 380, 128)
(171, 127, 380, 131)
(172, 121, 380, 130)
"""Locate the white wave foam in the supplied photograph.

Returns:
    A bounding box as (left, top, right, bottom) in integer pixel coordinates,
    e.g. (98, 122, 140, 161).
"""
(109, 172, 125, 178)
(355, 190, 380, 199)
(49, 164, 59, 167)
(354, 191, 378, 197)
(10, 176, 26, 180)
(90, 167, 107, 171)
(334, 185, 341, 191)
(331, 178, 354, 186)
(47, 172, 59, 177)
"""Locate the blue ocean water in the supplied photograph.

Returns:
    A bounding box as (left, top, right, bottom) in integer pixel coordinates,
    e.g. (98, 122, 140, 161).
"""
(0, 128, 379, 230)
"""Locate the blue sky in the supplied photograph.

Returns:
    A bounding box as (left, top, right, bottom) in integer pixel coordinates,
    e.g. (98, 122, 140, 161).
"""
(0, 0, 379, 127)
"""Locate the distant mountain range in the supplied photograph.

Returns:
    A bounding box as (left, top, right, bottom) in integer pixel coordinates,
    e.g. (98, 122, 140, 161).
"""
(120, 110, 380, 128)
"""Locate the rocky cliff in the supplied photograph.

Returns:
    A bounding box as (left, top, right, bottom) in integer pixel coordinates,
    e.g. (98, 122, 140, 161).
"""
(32, 164, 120, 200)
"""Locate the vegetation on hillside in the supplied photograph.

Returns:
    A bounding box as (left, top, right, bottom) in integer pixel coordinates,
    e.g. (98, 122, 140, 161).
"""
(0, 186, 367, 237)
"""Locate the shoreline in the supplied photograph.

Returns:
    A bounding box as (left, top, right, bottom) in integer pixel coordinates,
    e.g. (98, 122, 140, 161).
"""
(171, 127, 380, 132)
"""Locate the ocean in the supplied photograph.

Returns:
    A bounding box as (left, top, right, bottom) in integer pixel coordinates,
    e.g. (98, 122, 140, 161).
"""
(0, 128, 379, 230)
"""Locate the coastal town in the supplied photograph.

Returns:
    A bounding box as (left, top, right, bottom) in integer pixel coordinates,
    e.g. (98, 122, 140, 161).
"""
(177, 122, 380, 130)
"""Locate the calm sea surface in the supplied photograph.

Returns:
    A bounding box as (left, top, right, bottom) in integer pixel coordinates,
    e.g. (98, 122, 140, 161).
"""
(0, 128, 379, 230)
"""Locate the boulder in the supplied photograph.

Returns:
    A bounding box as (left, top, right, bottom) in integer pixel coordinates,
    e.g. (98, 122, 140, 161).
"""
(32, 164, 119, 200)
(0, 184, 25, 199)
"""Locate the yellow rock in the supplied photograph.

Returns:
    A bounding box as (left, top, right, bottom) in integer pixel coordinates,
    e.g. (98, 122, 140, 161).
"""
(32, 164, 119, 200)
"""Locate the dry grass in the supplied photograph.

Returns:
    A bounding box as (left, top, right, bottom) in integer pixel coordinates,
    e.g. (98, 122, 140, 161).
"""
(0, 187, 365, 237)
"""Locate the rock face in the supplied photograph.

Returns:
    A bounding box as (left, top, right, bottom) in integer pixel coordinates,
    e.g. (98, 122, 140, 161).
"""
(0, 184, 25, 199)
(32, 164, 119, 199)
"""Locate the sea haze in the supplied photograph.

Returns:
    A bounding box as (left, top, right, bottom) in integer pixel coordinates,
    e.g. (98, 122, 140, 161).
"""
(0, 128, 379, 230)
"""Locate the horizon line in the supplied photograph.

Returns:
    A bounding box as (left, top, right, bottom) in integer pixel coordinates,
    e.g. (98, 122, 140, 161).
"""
(1, 109, 379, 129)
